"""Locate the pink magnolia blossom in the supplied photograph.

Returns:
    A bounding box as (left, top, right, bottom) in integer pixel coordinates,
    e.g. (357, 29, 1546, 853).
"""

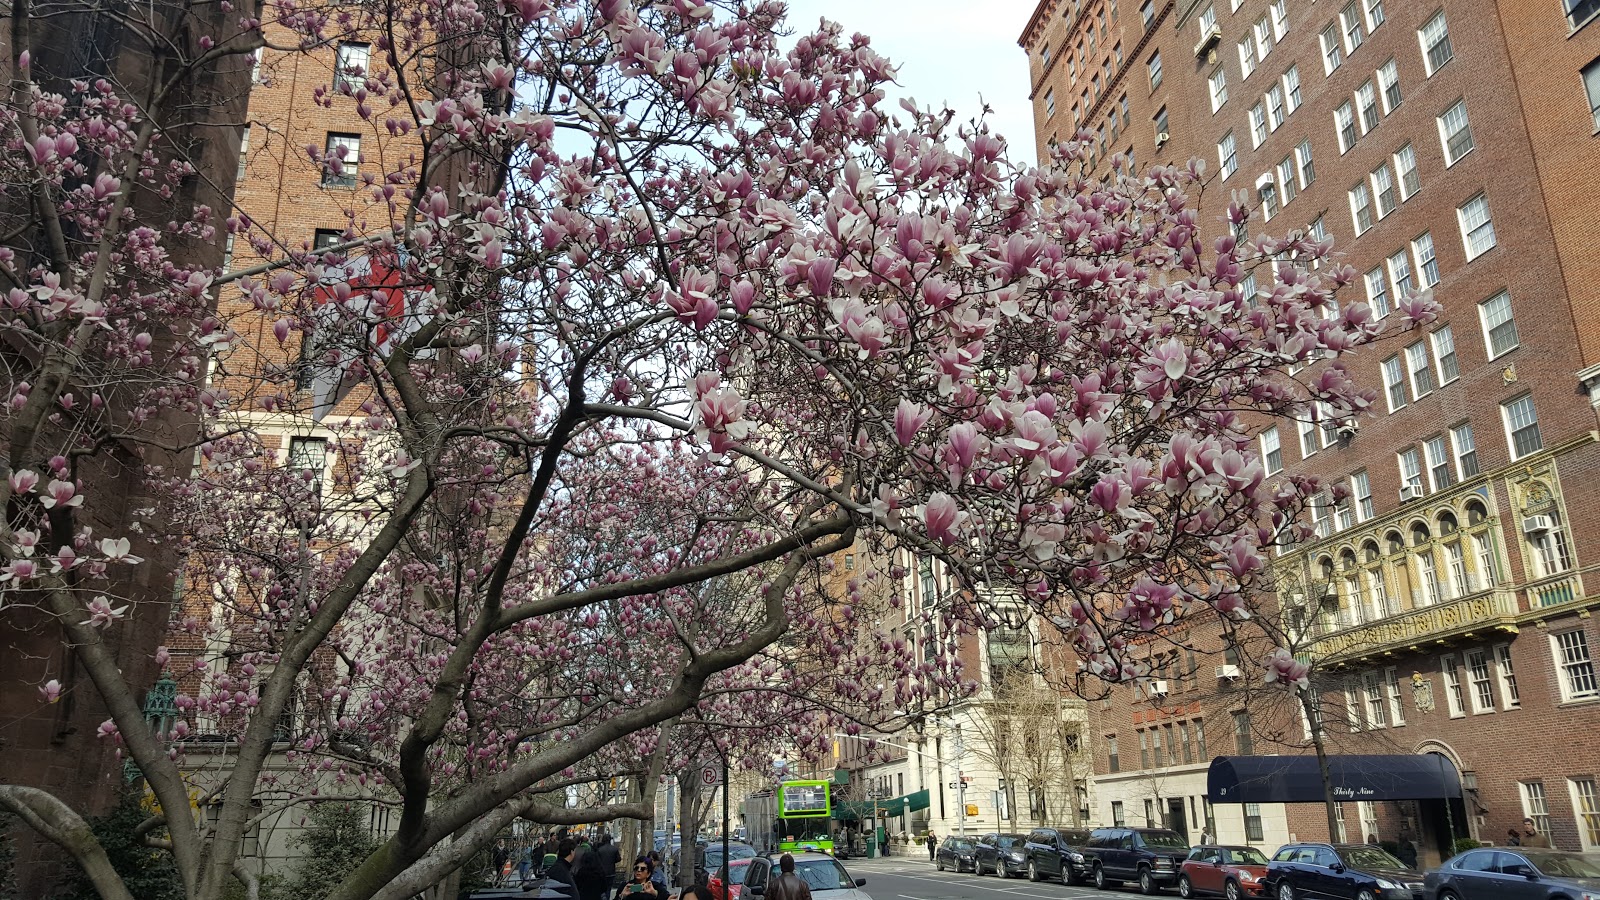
(39, 679, 62, 703)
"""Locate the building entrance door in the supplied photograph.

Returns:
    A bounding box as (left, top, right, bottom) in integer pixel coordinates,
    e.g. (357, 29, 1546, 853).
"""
(1168, 798, 1188, 840)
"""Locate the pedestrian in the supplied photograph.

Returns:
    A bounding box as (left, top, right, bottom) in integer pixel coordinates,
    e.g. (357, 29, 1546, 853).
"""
(925, 833, 937, 862)
(1521, 817, 1553, 848)
(1199, 829, 1213, 845)
(597, 831, 624, 890)
(575, 836, 611, 900)
(1506, 828, 1522, 847)
(766, 854, 813, 900)
(615, 858, 665, 900)
(648, 850, 670, 893)
(493, 838, 511, 885)
(517, 843, 536, 885)
(1396, 832, 1418, 870)
(548, 839, 580, 900)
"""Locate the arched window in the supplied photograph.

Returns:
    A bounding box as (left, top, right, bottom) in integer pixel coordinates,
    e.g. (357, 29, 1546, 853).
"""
(1465, 499, 1488, 526)
(1385, 531, 1405, 555)
(1411, 522, 1432, 546)
(1362, 540, 1381, 563)
(1438, 510, 1459, 534)
(1340, 549, 1358, 571)
(1318, 557, 1336, 581)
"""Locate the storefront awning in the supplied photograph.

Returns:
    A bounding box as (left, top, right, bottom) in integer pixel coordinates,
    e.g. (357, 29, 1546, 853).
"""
(837, 788, 930, 820)
(905, 788, 930, 812)
(1207, 754, 1462, 804)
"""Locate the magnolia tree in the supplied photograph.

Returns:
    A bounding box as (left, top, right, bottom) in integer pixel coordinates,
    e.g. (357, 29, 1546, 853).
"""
(0, 0, 1441, 896)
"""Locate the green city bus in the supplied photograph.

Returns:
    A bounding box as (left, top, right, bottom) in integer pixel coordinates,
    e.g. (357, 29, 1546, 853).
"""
(774, 780, 833, 854)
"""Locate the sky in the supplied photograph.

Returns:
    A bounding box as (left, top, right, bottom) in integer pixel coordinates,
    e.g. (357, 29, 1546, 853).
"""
(779, 0, 1044, 162)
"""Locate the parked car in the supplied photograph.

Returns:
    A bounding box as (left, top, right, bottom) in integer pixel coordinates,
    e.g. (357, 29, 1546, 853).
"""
(937, 837, 979, 873)
(1180, 845, 1272, 900)
(975, 833, 1029, 878)
(1265, 843, 1422, 900)
(1085, 827, 1192, 894)
(1023, 827, 1097, 884)
(746, 852, 872, 900)
(1424, 847, 1600, 900)
(709, 858, 755, 900)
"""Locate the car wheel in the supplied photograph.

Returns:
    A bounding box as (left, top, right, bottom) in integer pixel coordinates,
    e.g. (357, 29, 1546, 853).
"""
(1277, 882, 1296, 900)
(1029, 861, 1041, 882)
(1225, 881, 1241, 900)
(1095, 865, 1108, 890)
(1438, 891, 1459, 900)
(1066, 865, 1080, 887)
(1357, 890, 1376, 900)
(1179, 875, 1194, 899)
(1140, 868, 1161, 895)
(936, 858, 944, 872)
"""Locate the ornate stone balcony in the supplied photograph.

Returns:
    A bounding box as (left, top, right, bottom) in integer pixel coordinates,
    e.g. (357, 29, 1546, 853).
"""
(1312, 589, 1520, 663)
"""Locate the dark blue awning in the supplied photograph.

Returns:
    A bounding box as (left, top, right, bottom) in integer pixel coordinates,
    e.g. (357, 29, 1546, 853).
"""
(1207, 755, 1462, 804)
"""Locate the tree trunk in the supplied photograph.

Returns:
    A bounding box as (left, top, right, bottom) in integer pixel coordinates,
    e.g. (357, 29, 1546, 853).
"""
(679, 770, 698, 889)
(1301, 688, 1342, 842)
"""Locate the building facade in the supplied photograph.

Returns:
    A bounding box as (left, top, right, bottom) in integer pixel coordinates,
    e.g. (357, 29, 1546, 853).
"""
(1021, 0, 1600, 863)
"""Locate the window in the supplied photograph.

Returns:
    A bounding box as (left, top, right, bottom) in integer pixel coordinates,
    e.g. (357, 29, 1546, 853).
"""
(1371, 164, 1397, 218)
(1040, 43, 1050, 67)
(1112, 800, 1127, 827)
(1209, 68, 1229, 112)
(1406, 341, 1434, 398)
(1441, 654, 1465, 715)
(1345, 681, 1365, 731)
(1296, 139, 1316, 186)
(1267, 84, 1286, 130)
(1522, 782, 1553, 835)
(1479, 291, 1519, 358)
(1219, 132, 1239, 178)
(1474, 530, 1498, 589)
(1467, 649, 1495, 713)
(1438, 100, 1475, 165)
(1147, 50, 1164, 88)
(1251, 103, 1268, 147)
(1386, 667, 1406, 725)
(1432, 326, 1458, 384)
(1311, 490, 1332, 538)
(1139, 730, 1150, 768)
(1349, 181, 1373, 233)
(1341, 2, 1367, 52)
(1115, 42, 1123, 65)
(1363, 269, 1391, 320)
(1154, 107, 1170, 143)
(1232, 711, 1253, 755)
(1255, 15, 1276, 60)
(1555, 630, 1598, 701)
(1108, 735, 1120, 772)
(1532, 512, 1574, 579)
(287, 436, 329, 503)
(1502, 394, 1542, 459)
(313, 229, 343, 251)
(1244, 803, 1264, 842)
(1420, 11, 1453, 76)
(322, 133, 360, 187)
(1336, 102, 1358, 153)
(1261, 426, 1283, 475)
(1446, 539, 1467, 597)
(1240, 36, 1259, 79)
(1585, 59, 1600, 131)
(1199, 3, 1217, 34)
(1424, 435, 1452, 490)
(1322, 24, 1344, 74)
(1364, 672, 1387, 728)
(1277, 157, 1298, 205)
(1178, 722, 1193, 764)
(1259, 178, 1279, 220)
(1283, 65, 1303, 112)
(334, 41, 370, 92)
(1398, 446, 1423, 493)
(920, 557, 937, 606)
(1365, 0, 1385, 29)
(1495, 645, 1519, 708)
(1413, 233, 1440, 288)
(1272, 0, 1288, 39)
(1450, 423, 1478, 478)
(1395, 144, 1420, 200)
(1574, 780, 1600, 849)
(1388, 249, 1415, 298)
(1141, 0, 1155, 27)
(1383, 357, 1406, 411)
(1352, 471, 1374, 521)
(1378, 59, 1402, 113)
(1571, 0, 1600, 29)
(1357, 81, 1380, 133)
(1458, 194, 1497, 259)
(1299, 414, 1319, 459)
(1196, 719, 1207, 758)
(1419, 549, 1444, 606)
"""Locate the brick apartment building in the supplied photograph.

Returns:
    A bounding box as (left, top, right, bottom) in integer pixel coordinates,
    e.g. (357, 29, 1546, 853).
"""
(1020, 0, 1600, 862)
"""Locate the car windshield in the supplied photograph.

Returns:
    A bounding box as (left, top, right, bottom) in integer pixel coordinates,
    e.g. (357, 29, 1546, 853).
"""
(1229, 849, 1269, 866)
(1141, 832, 1190, 850)
(794, 859, 855, 891)
(706, 846, 757, 867)
(1529, 853, 1600, 878)
(952, 841, 975, 851)
(998, 836, 1022, 849)
(1341, 848, 1406, 871)
(723, 862, 752, 886)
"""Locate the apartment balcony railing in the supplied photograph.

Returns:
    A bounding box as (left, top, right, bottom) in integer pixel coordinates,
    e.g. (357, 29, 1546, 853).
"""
(1311, 589, 1519, 663)
(1527, 572, 1582, 609)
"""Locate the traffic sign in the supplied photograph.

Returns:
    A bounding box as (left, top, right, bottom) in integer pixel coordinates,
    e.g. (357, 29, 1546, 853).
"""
(701, 765, 724, 787)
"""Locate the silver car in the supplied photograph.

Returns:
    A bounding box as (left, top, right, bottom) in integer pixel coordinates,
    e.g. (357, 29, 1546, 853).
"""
(1424, 848, 1600, 900)
(747, 852, 872, 900)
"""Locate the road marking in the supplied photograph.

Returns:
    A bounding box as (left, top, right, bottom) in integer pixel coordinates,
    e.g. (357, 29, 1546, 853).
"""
(884, 872, 1104, 899)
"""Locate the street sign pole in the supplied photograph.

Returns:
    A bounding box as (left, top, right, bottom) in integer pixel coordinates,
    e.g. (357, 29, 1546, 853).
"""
(721, 752, 730, 896)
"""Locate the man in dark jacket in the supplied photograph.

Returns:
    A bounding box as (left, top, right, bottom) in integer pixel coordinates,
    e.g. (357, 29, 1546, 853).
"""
(547, 839, 580, 900)
(575, 837, 611, 900)
(766, 854, 812, 900)
(595, 832, 623, 890)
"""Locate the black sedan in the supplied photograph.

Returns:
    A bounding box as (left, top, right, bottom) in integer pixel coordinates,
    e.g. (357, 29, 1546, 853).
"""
(1425, 847, 1600, 900)
(975, 833, 1029, 877)
(1265, 843, 1423, 900)
(937, 837, 979, 873)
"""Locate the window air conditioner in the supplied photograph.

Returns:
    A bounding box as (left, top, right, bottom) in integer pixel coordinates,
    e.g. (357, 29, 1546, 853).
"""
(1156, 132, 1171, 147)
(1400, 484, 1424, 502)
(1149, 679, 1170, 697)
(1215, 664, 1242, 680)
(1523, 515, 1555, 534)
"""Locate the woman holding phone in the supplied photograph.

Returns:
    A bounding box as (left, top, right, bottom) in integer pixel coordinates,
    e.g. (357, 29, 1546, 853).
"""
(616, 858, 662, 900)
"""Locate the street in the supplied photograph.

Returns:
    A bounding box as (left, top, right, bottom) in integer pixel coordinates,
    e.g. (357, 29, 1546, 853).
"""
(842, 857, 1109, 900)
